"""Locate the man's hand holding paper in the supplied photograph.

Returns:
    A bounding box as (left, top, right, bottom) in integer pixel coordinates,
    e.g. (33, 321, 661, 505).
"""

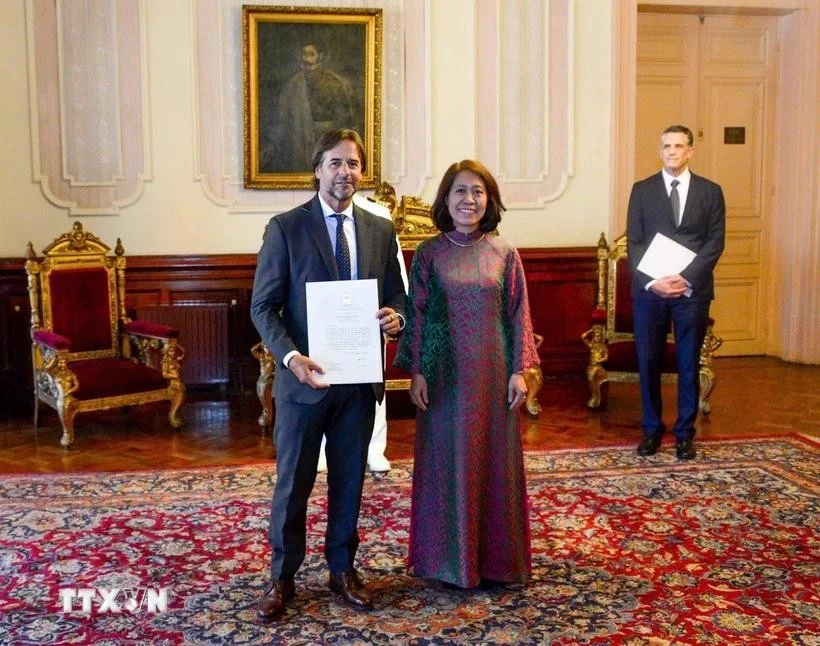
(305, 279, 383, 385)
(637, 233, 697, 298)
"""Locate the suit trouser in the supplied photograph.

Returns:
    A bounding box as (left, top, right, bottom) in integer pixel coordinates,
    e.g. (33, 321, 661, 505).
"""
(318, 397, 389, 465)
(269, 384, 376, 579)
(633, 297, 711, 441)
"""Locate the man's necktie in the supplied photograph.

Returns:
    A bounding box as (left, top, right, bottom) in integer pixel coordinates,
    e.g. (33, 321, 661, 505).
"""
(332, 214, 351, 280)
(670, 179, 681, 226)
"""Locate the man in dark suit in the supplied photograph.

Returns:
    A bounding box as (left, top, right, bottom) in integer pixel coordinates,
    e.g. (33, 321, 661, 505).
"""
(627, 124, 725, 461)
(251, 129, 406, 622)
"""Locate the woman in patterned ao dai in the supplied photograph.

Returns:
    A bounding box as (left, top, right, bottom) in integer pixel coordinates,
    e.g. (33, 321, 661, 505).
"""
(394, 160, 540, 589)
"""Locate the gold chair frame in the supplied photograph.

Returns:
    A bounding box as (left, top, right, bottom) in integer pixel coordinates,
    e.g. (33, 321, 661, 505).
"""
(582, 232, 722, 413)
(25, 222, 185, 447)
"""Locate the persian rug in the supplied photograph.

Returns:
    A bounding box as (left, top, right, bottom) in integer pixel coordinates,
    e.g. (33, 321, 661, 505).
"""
(0, 435, 818, 645)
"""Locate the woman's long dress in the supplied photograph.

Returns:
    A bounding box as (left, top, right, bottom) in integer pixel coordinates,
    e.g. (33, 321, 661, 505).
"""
(394, 230, 540, 588)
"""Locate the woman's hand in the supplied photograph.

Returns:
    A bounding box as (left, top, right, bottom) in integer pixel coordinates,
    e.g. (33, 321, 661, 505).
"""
(409, 374, 429, 411)
(507, 373, 528, 411)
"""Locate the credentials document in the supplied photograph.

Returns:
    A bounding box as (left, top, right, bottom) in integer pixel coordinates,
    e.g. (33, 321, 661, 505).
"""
(637, 233, 697, 279)
(306, 279, 382, 384)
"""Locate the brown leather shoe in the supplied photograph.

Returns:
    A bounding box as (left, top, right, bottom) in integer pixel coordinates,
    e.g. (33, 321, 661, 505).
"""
(328, 570, 374, 610)
(257, 579, 295, 623)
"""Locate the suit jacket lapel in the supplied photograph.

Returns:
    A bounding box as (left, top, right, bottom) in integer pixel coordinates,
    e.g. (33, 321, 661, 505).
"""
(352, 205, 374, 279)
(654, 171, 678, 227)
(303, 196, 338, 279)
(682, 173, 702, 222)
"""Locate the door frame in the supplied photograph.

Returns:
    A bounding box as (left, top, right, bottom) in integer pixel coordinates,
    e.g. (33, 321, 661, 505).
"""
(610, 0, 819, 360)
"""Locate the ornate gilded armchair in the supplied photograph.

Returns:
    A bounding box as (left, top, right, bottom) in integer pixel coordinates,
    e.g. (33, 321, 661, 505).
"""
(581, 232, 722, 413)
(252, 183, 545, 426)
(25, 222, 185, 447)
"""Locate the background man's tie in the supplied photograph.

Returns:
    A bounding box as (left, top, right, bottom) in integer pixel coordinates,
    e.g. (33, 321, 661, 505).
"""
(332, 213, 351, 280)
(670, 179, 681, 226)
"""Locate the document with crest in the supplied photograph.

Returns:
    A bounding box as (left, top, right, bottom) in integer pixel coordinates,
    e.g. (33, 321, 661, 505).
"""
(306, 279, 382, 384)
(637, 233, 696, 279)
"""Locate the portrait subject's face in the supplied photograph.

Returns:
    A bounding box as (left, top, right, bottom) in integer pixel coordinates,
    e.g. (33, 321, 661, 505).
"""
(301, 45, 321, 70)
(659, 132, 693, 177)
(315, 139, 362, 210)
(446, 170, 486, 234)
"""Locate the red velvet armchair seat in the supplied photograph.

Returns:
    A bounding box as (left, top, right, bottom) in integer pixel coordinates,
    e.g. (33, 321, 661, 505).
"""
(25, 222, 185, 447)
(582, 232, 722, 413)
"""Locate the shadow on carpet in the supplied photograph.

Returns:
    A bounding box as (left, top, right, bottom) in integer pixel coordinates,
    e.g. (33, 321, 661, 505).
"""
(0, 435, 818, 645)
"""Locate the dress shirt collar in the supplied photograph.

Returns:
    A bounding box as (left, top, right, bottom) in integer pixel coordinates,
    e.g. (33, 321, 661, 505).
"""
(662, 167, 691, 192)
(318, 194, 354, 219)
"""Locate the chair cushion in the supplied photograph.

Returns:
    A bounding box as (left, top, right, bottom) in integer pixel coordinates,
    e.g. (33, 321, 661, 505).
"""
(605, 340, 678, 374)
(68, 359, 168, 400)
(48, 268, 114, 352)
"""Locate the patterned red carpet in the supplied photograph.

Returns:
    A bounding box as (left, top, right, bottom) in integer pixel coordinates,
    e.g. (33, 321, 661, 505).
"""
(1, 435, 818, 645)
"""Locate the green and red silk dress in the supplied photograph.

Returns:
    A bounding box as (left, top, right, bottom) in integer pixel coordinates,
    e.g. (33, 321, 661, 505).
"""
(394, 229, 540, 588)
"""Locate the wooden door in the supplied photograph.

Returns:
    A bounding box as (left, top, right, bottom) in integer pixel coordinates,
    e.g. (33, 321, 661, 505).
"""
(636, 13, 778, 355)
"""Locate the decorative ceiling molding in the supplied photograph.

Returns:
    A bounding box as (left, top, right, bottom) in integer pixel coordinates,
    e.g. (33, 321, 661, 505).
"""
(26, 0, 151, 215)
(193, 0, 431, 213)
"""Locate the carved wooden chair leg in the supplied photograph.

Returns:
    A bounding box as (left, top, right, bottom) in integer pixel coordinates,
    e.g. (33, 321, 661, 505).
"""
(58, 397, 78, 448)
(168, 384, 186, 428)
(699, 367, 715, 415)
(257, 374, 273, 429)
(523, 366, 543, 419)
(586, 365, 608, 409)
(697, 325, 722, 415)
(523, 333, 545, 418)
(251, 342, 274, 429)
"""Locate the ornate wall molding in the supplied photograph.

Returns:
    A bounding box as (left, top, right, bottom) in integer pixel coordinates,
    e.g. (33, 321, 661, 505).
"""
(476, 0, 574, 207)
(26, 0, 151, 215)
(193, 0, 431, 213)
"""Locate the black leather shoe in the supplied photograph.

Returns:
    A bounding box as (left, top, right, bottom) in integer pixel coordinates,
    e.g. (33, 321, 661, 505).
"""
(637, 435, 662, 456)
(257, 579, 295, 623)
(329, 570, 374, 610)
(675, 439, 696, 460)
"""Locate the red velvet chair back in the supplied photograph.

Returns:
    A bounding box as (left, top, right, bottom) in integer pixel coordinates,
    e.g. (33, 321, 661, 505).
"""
(611, 255, 635, 336)
(46, 267, 117, 353)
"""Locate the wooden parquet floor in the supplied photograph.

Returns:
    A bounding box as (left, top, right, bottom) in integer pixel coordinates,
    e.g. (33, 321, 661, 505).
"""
(0, 357, 817, 474)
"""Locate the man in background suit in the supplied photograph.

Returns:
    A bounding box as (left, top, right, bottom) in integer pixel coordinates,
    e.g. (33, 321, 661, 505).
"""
(627, 124, 725, 460)
(251, 129, 406, 622)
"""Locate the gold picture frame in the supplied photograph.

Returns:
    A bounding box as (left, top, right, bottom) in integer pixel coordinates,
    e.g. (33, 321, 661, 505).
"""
(243, 5, 382, 190)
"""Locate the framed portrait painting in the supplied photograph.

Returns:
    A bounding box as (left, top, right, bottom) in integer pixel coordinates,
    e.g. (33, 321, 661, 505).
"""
(243, 5, 382, 189)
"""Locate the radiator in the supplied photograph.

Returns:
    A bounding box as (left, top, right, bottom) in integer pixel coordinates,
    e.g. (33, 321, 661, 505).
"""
(134, 304, 230, 385)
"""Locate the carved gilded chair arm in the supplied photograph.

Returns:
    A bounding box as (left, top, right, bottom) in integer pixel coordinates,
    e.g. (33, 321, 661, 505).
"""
(123, 319, 179, 341)
(159, 339, 185, 381)
(33, 329, 72, 351)
(124, 330, 185, 372)
(37, 345, 80, 399)
(581, 323, 608, 366)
